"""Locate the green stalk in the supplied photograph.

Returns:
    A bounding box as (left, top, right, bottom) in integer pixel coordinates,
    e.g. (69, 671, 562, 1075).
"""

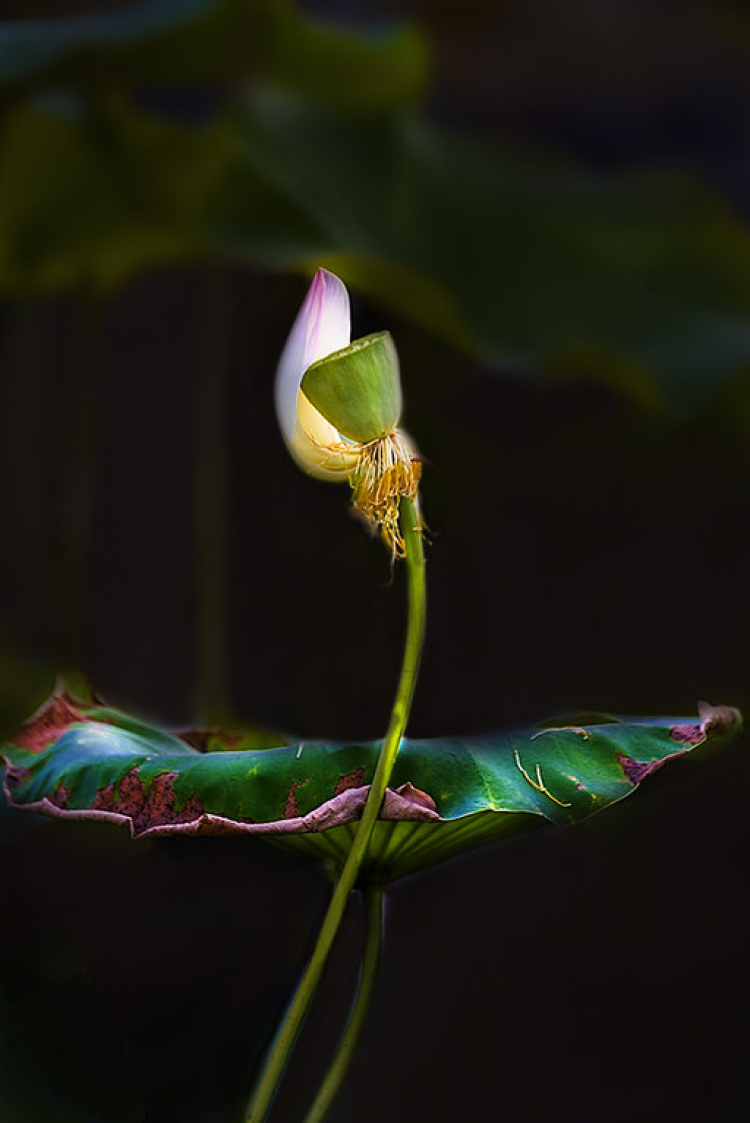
(246, 496, 425, 1123)
(301, 884, 384, 1123)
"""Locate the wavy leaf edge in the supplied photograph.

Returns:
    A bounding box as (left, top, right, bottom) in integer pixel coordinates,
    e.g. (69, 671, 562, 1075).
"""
(1, 685, 741, 845)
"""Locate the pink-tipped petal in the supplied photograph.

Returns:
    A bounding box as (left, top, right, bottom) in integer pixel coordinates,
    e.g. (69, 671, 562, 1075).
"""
(275, 269, 351, 446)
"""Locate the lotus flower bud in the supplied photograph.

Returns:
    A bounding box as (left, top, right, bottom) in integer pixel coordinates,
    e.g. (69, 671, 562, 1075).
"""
(275, 269, 421, 554)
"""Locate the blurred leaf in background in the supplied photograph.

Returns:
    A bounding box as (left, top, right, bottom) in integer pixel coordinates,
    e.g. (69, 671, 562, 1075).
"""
(0, 0, 427, 105)
(1, 0, 750, 410)
(217, 88, 750, 412)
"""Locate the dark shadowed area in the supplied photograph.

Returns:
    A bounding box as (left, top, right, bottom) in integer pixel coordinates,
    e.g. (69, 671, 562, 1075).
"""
(1, 1, 749, 1121)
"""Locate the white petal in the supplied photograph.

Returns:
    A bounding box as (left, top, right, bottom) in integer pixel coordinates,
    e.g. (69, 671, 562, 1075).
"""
(275, 268, 351, 446)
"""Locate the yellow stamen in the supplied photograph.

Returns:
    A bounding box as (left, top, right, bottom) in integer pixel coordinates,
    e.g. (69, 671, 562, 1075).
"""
(350, 431, 422, 557)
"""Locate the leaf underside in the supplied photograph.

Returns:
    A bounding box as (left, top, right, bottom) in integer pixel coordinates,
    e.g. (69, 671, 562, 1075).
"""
(1, 687, 741, 883)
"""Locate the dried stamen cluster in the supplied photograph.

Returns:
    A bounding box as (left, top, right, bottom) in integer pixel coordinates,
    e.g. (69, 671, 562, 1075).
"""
(350, 431, 421, 556)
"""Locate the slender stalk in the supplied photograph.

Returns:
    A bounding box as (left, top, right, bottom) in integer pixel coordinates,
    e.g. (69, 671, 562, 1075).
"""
(301, 884, 384, 1123)
(246, 496, 425, 1123)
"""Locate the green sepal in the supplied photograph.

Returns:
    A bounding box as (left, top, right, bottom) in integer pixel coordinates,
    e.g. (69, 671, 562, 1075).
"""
(301, 332, 401, 443)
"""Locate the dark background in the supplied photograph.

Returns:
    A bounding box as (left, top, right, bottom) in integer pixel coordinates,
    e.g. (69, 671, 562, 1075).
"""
(1, 1, 749, 1121)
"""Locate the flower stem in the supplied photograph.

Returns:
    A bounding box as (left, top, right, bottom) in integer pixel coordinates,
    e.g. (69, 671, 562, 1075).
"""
(300, 884, 384, 1123)
(245, 496, 425, 1123)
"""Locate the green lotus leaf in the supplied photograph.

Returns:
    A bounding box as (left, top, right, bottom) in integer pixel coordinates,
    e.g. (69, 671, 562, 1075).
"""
(0, 0, 426, 110)
(2, 687, 740, 884)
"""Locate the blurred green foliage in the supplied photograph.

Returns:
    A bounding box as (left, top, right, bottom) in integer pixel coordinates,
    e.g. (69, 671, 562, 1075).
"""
(0, 0, 749, 409)
(0, 0, 427, 105)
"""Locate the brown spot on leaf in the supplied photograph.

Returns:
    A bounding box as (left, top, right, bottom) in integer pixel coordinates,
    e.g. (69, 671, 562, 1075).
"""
(145, 772, 204, 830)
(334, 768, 366, 796)
(284, 779, 309, 819)
(5, 775, 443, 838)
(671, 703, 741, 745)
(12, 691, 85, 754)
(91, 781, 117, 814)
(50, 783, 71, 810)
(669, 724, 703, 746)
(616, 752, 659, 785)
(91, 768, 204, 836)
